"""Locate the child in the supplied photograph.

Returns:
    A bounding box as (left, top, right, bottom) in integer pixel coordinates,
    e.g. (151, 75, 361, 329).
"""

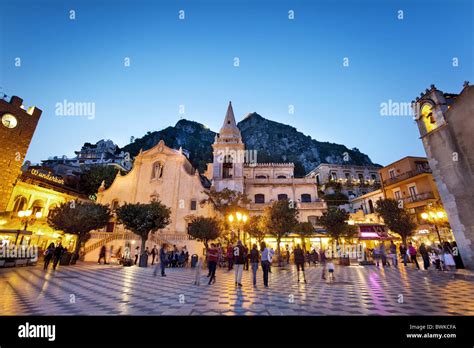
(194, 257, 203, 285)
(327, 260, 335, 282)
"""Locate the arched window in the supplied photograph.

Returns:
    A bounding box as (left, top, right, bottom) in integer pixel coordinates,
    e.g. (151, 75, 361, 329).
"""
(277, 194, 288, 201)
(12, 196, 27, 213)
(301, 194, 311, 203)
(47, 204, 58, 217)
(31, 200, 45, 215)
(254, 194, 265, 204)
(223, 155, 233, 179)
(151, 161, 164, 179)
(277, 175, 286, 179)
(111, 200, 119, 211)
(256, 175, 267, 179)
(421, 103, 437, 133)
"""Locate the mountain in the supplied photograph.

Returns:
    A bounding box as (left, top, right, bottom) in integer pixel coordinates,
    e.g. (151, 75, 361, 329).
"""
(120, 113, 379, 177)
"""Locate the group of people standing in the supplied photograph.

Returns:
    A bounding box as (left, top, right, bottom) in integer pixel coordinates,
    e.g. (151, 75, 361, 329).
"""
(207, 240, 274, 287)
(372, 240, 464, 271)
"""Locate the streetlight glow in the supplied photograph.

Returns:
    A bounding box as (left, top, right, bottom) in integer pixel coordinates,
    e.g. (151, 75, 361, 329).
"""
(436, 211, 445, 219)
(228, 214, 234, 223)
(236, 212, 242, 221)
(421, 212, 429, 220)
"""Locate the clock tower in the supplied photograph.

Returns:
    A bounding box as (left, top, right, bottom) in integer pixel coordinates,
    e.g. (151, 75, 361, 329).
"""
(211, 102, 245, 193)
(0, 96, 42, 211)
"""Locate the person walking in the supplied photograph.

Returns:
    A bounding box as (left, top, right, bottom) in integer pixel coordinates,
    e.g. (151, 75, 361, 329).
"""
(154, 243, 168, 277)
(250, 244, 260, 287)
(408, 242, 420, 269)
(52, 243, 64, 270)
(380, 243, 390, 267)
(194, 256, 203, 285)
(98, 245, 107, 265)
(151, 245, 157, 265)
(419, 243, 430, 270)
(373, 245, 380, 267)
(293, 244, 307, 283)
(399, 243, 408, 267)
(226, 244, 234, 271)
(134, 246, 140, 265)
(327, 259, 335, 282)
(207, 243, 218, 285)
(243, 244, 250, 271)
(285, 244, 290, 265)
(320, 248, 327, 280)
(260, 242, 271, 288)
(389, 241, 398, 268)
(268, 248, 275, 273)
(233, 240, 246, 287)
(442, 242, 456, 271)
(43, 243, 55, 270)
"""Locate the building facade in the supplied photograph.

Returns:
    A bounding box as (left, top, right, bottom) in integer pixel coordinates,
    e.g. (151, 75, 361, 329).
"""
(306, 163, 381, 199)
(379, 156, 453, 244)
(413, 83, 474, 268)
(0, 168, 86, 251)
(88, 103, 327, 259)
(0, 96, 42, 211)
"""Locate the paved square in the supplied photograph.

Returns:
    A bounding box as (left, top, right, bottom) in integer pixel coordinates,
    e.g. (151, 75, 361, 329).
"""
(1, 262, 474, 315)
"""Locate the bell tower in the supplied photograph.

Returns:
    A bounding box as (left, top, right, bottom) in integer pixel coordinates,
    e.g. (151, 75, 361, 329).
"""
(211, 102, 245, 193)
(0, 96, 42, 211)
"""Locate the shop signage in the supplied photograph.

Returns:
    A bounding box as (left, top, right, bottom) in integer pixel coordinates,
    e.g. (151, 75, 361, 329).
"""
(30, 169, 65, 185)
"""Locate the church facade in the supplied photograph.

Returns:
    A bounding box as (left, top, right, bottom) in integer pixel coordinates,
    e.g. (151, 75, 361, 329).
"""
(84, 102, 326, 260)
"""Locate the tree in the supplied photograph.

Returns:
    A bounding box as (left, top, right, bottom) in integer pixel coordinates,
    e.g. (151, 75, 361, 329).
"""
(115, 201, 171, 259)
(200, 188, 250, 216)
(79, 165, 124, 196)
(47, 201, 111, 260)
(187, 216, 221, 249)
(293, 221, 315, 250)
(261, 199, 299, 266)
(246, 215, 266, 244)
(317, 207, 357, 243)
(375, 198, 416, 245)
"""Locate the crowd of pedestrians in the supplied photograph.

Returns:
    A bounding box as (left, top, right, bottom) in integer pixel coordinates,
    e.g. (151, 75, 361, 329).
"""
(370, 240, 463, 271)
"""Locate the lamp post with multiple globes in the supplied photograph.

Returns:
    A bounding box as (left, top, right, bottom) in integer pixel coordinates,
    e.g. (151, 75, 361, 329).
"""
(17, 210, 42, 245)
(420, 210, 446, 245)
(227, 211, 248, 243)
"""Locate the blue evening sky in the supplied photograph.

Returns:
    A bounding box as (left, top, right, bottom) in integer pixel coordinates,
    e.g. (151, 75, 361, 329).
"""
(1, 0, 472, 167)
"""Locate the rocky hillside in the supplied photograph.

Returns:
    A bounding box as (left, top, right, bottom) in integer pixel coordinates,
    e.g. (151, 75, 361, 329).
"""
(121, 113, 379, 177)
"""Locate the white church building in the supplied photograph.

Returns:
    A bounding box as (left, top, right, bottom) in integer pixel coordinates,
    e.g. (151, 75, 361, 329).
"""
(83, 102, 326, 261)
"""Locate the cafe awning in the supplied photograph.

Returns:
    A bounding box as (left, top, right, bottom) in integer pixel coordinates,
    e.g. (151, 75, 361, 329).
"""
(357, 224, 399, 241)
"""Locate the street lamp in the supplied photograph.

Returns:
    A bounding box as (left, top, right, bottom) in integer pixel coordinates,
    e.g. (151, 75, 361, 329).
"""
(227, 211, 248, 241)
(421, 210, 445, 244)
(18, 210, 42, 231)
(17, 210, 42, 245)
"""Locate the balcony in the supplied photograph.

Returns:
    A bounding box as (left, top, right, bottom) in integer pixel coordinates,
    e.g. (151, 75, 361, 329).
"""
(245, 177, 315, 185)
(383, 168, 432, 186)
(403, 192, 436, 204)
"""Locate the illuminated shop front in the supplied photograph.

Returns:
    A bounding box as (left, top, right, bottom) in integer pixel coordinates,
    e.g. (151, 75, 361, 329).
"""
(248, 231, 330, 252)
(0, 168, 87, 251)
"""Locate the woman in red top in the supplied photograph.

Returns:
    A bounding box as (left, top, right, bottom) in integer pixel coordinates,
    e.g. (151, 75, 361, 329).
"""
(207, 244, 219, 285)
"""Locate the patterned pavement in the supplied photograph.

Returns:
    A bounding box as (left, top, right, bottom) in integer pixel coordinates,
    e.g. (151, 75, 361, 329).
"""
(1, 261, 474, 316)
